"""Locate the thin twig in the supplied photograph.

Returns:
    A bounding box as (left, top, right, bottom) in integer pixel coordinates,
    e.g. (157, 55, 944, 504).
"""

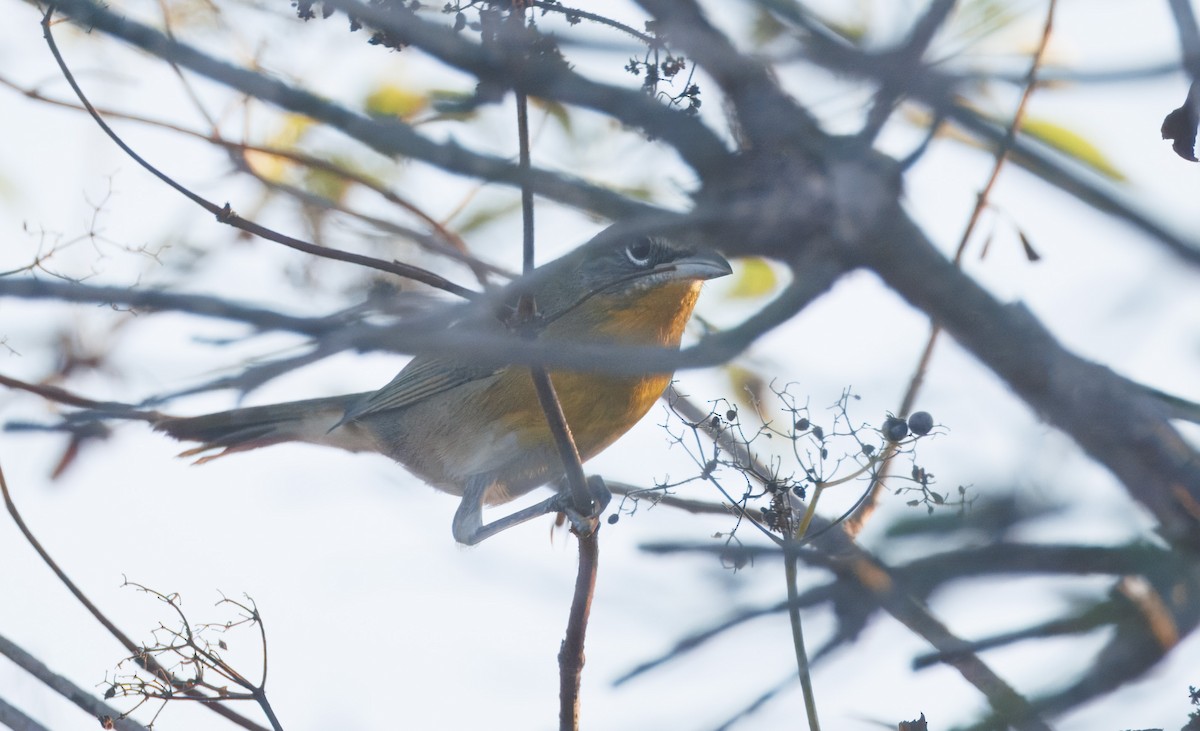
(0, 462, 270, 731)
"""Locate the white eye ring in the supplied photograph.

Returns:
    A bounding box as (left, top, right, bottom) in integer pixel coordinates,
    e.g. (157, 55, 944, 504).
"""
(624, 238, 655, 266)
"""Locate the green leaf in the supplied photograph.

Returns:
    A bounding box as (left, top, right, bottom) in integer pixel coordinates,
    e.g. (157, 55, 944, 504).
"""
(1020, 117, 1127, 182)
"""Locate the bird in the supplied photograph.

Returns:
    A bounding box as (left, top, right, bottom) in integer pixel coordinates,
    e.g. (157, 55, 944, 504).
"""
(154, 231, 731, 544)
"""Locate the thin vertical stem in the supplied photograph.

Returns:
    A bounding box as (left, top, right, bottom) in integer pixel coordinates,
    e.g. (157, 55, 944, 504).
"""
(845, 0, 1058, 537)
(784, 547, 820, 731)
(516, 90, 534, 273)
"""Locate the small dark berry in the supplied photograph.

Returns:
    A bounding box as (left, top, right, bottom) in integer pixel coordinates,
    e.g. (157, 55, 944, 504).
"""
(607, 514, 619, 525)
(725, 409, 737, 422)
(883, 416, 909, 442)
(907, 411, 934, 436)
(795, 417, 810, 431)
(812, 425, 824, 441)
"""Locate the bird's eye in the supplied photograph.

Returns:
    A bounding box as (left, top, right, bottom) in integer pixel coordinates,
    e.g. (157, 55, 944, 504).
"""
(624, 237, 655, 266)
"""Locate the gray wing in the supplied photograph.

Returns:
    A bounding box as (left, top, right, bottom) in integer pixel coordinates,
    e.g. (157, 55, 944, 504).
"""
(339, 355, 502, 423)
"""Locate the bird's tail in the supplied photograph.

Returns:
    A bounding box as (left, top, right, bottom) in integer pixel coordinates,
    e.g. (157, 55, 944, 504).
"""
(1, 371, 374, 465)
(153, 393, 373, 464)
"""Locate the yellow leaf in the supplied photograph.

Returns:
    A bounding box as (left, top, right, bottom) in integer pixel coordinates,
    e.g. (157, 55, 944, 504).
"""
(364, 83, 429, 120)
(268, 114, 314, 147)
(727, 257, 777, 298)
(244, 115, 314, 182)
(243, 149, 288, 182)
(1020, 117, 1126, 182)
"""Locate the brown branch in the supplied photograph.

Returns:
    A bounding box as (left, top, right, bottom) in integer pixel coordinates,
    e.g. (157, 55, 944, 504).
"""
(558, 527, 598, 731)
(40, 10, 476, 300)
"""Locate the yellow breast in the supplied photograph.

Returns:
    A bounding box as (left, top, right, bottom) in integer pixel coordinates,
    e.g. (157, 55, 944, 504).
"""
(483, 279, 702, 461)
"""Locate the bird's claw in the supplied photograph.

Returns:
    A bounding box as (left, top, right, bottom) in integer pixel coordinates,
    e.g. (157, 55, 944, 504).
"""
(558, 475, 611, 536)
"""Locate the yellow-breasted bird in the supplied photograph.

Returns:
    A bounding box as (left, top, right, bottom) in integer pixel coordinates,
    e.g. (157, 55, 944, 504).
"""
(154, 231, 731, 544)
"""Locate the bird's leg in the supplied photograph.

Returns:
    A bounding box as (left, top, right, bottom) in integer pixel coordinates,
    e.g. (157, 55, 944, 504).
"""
(451, 474, 611, 545)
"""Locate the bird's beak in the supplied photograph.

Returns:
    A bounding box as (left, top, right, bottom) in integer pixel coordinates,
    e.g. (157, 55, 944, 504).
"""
(669, 251, 733, 281)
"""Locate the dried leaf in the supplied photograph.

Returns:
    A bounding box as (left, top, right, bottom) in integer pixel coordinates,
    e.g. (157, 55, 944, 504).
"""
(1161, 80, 1200, 162)
(1017, 229, 1041, 262)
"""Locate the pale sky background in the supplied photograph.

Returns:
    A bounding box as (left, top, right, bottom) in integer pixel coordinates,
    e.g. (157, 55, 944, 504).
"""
(1, 1, 1199, 730)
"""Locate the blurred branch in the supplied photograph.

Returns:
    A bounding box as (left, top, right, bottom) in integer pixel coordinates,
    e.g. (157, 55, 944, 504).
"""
(0, 277, 360, 338)
(0, 633, 149, 731)
(640, 538, 1052, 730)
(0, 241, 842, 379)
(0, 695, 51, 731)
(1169, 0, 1200, 81)
(859, 0, 955, 142)
(1164, 0, 1200, 162)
